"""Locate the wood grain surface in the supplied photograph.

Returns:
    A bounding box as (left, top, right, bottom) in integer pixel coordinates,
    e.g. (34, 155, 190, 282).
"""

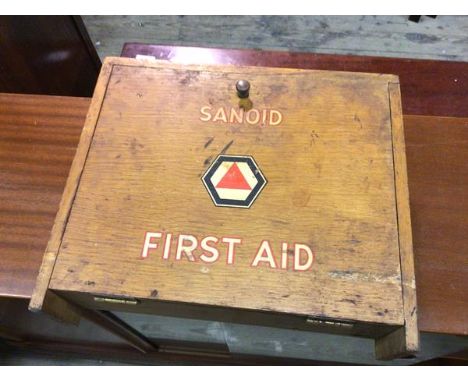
(29, 63, 113, 313)
(375, 84, 419, 359)
(43, 58, 413, 338)
(119, 44, 466, 336)
(122, 44, 468, 118)
(404, 116, 468, 335)
(0, 85, 466, 335)
(0, 93, 90, 298)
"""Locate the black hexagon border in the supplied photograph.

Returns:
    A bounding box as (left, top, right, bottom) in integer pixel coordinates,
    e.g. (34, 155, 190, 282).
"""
(201, 155, 267, 208)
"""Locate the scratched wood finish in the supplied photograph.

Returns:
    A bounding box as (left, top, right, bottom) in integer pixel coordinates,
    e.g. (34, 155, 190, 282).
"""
(29, 62, 114, 313)
(37, 58, 416, 346)
(0, 92, 464, 339)
(0, 93, 90, 298)
(375, 84, 418, 359)
(122, 44, 468, 118)
(121, 45, 467, 335)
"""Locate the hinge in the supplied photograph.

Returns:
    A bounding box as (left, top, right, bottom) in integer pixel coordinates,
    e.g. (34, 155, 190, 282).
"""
(306, 317, 354, 329)
(93, 296, 140, 305)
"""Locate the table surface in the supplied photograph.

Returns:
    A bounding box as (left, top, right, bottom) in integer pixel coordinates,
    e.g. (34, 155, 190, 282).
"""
(1, 48, 467, 336)
(0, 93, 89, 298)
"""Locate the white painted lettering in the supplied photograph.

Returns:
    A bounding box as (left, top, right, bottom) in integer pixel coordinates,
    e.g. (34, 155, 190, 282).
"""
(199, 106, 212, 122)
(200, 236, 220, 263)
(141, 232, 162, 258)
(176, 234, 198, 262)
(252, 240, 277, 269)
(294, 243, 314, 271)
(222, 237, 241, 265)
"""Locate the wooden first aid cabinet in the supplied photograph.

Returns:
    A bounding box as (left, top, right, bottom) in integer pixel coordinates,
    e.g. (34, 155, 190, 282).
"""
(30, 57, 418, 360)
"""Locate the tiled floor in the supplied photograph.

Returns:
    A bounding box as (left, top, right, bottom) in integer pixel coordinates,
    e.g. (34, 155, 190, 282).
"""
(83, 16, 468, 62)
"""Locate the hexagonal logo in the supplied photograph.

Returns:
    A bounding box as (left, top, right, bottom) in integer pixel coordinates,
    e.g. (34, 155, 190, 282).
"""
(202, 155, 267, 208)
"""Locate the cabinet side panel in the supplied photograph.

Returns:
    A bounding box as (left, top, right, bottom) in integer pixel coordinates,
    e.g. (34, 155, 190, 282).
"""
(376, 83, 419, 359)
(29, 59, 114, 312)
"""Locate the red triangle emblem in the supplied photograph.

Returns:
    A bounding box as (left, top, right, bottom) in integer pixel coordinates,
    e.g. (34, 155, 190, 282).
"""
(216, 163, 252, 190)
